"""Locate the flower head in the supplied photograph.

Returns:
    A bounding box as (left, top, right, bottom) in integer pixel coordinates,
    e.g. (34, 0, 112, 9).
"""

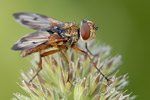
(13, 40, 135, 100)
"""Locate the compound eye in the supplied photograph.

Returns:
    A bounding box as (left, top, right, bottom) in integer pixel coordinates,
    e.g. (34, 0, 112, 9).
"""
(81, 22, 90, 40)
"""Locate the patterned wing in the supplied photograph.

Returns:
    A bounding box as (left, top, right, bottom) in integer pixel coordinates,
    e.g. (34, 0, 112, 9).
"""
(13, 12, 63, 30)
(11, 31, 65, 50)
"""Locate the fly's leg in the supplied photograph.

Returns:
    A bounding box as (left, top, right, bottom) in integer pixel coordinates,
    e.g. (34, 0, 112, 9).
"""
(58, 46, 71, 82)
(59, 49, 71, 82)
(58, 47, 69, 64)
(29, 49, 60, 83)
(71, 46, 109, 82)
(85, 42, 98, 56)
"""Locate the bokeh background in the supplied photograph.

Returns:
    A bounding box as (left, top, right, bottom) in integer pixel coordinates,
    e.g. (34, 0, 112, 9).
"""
(0, 0, 149, 99)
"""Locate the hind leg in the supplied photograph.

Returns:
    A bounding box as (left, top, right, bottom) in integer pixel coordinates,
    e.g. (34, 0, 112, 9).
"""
(29, 49, 60, 83)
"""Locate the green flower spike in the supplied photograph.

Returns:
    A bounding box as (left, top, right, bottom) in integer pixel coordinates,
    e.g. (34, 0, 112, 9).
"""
(13, 40, 135, 100)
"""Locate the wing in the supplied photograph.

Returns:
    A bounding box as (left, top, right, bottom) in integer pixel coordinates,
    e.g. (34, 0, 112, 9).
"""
(11, 31, 65, 50)
(13, 12, 63, 30)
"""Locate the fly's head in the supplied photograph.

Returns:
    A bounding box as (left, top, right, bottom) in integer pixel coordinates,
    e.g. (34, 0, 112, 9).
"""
(80, 19, 98, 41)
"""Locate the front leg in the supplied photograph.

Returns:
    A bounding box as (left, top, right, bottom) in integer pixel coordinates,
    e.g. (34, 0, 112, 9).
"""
(85, 42, 98, 56)
(71, 45, 109, 82)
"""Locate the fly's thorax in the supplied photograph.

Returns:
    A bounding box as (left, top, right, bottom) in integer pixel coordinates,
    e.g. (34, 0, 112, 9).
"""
(63, 23, 80, 45)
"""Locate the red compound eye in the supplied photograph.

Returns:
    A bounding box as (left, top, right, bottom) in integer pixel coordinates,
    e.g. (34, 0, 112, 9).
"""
(81, 22, 90, 40)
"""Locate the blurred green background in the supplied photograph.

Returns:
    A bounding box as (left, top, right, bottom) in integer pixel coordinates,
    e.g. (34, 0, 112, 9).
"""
(0, 0, 149, 99)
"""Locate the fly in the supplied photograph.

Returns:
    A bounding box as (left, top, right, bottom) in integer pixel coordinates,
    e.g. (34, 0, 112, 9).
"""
(11, 12, 109, 83)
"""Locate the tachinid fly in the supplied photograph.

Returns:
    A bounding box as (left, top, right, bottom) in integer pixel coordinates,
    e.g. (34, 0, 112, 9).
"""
(11, 12, 109, 83)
